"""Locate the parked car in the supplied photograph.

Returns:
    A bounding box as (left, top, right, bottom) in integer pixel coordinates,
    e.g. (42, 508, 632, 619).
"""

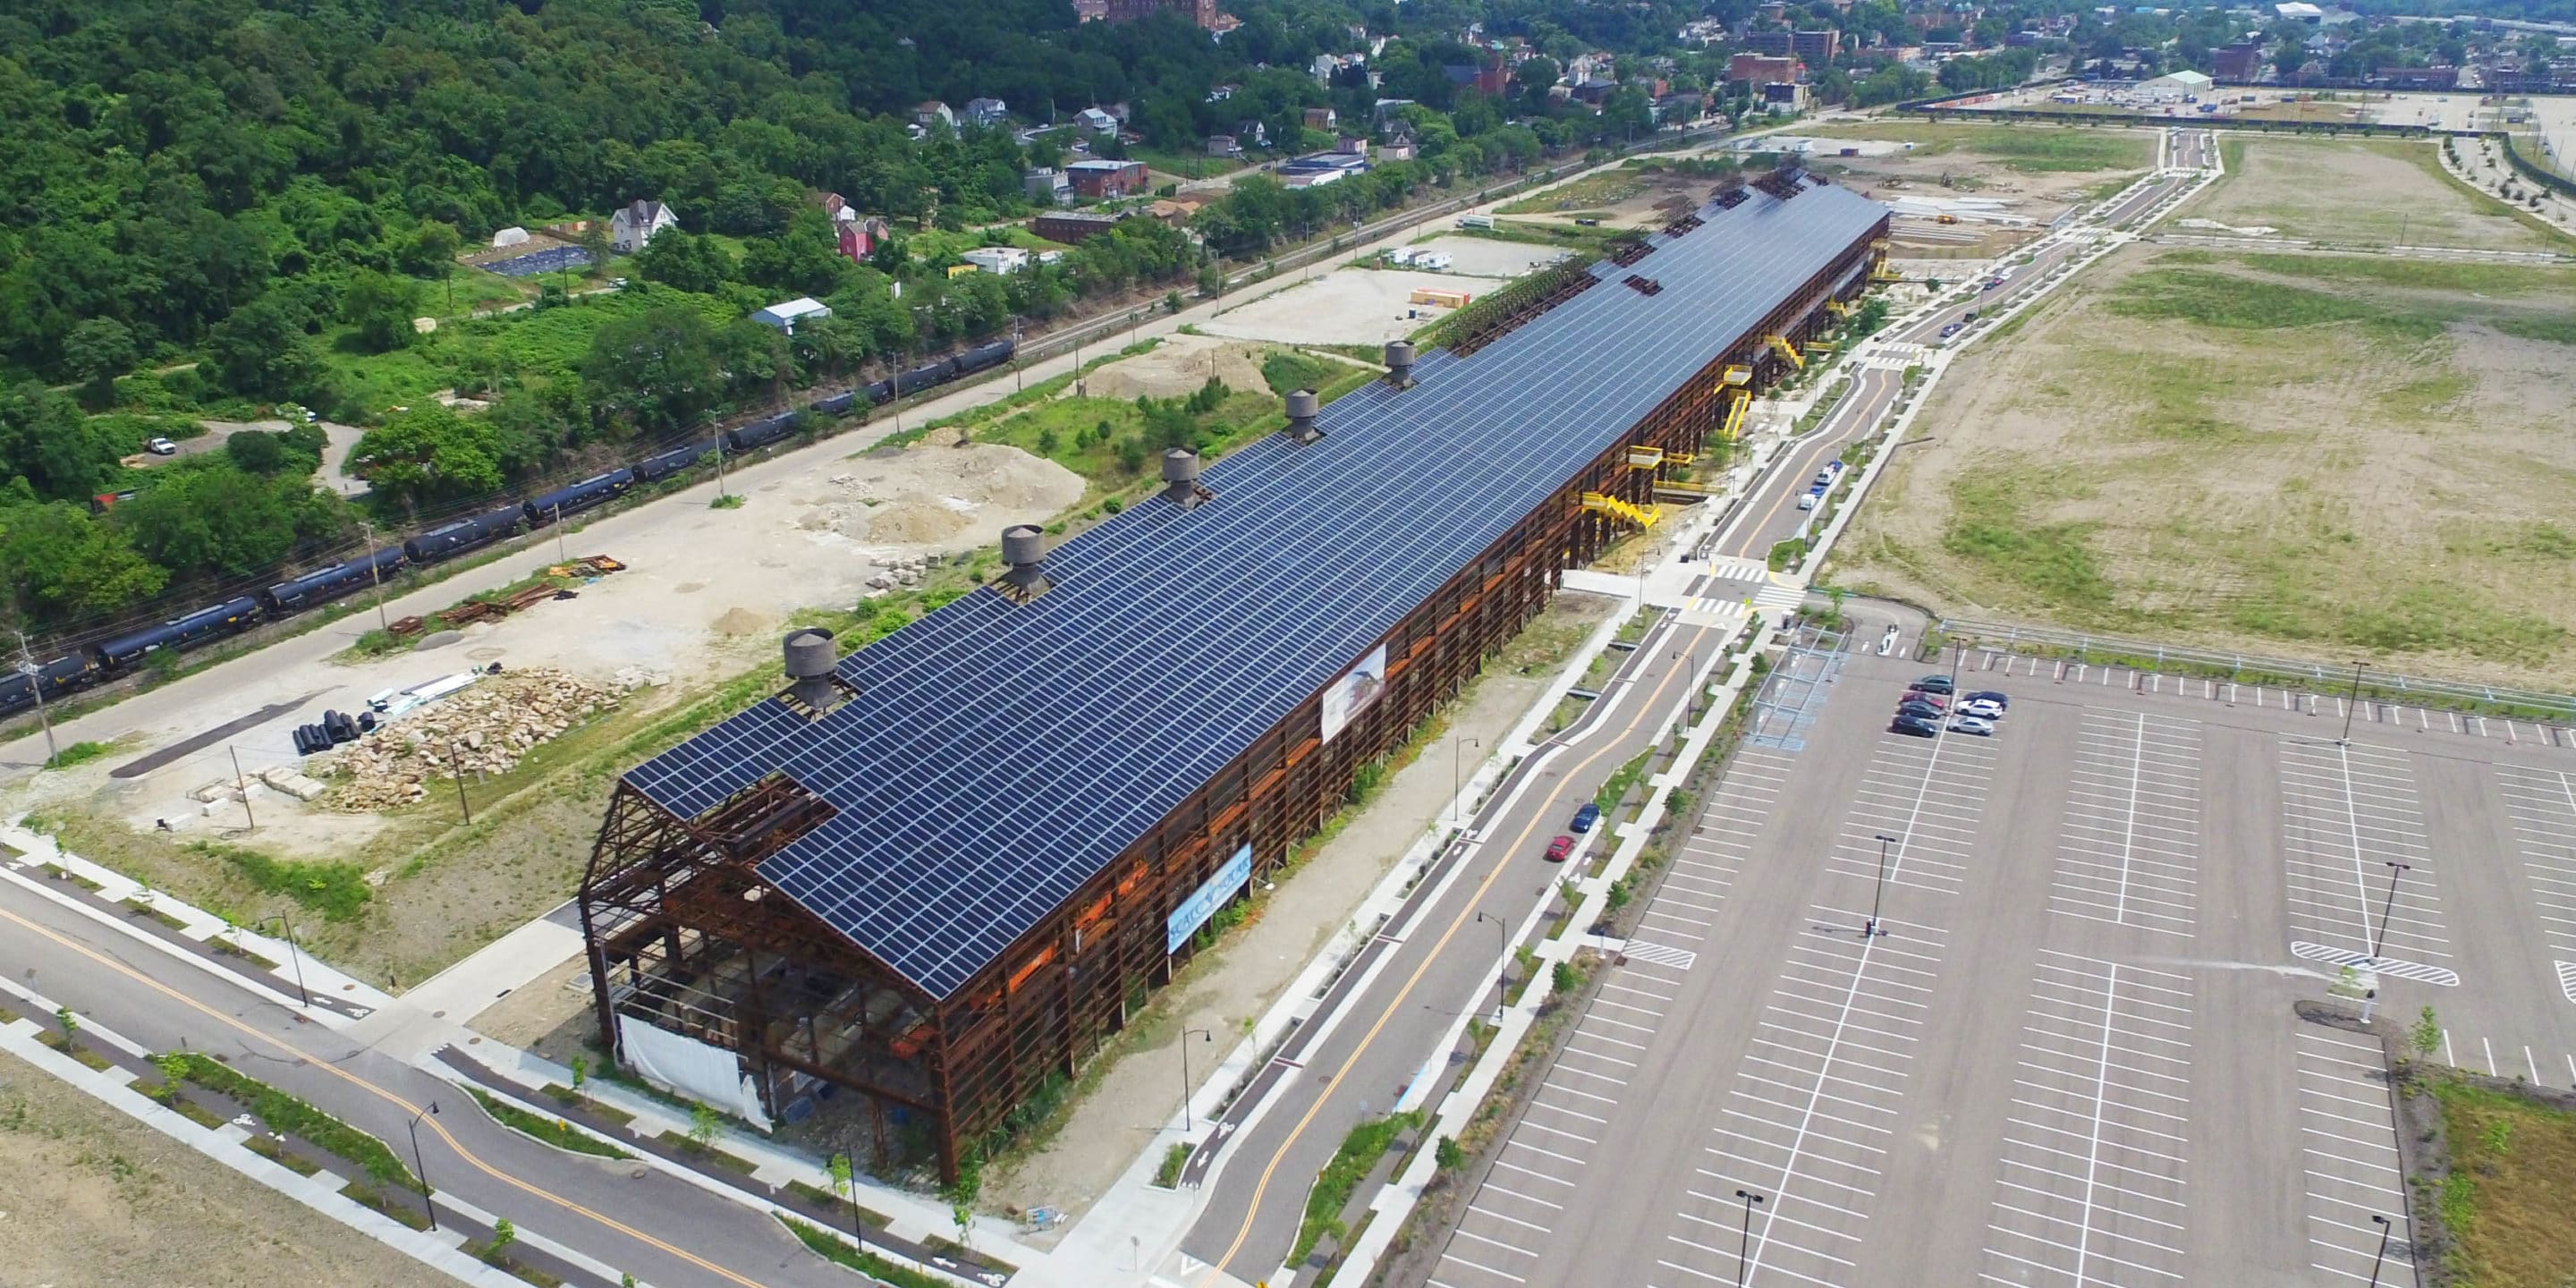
(146, 436, 178, 455)
(1892, 716, 1940, 738)
(1896, 700, 1945, 722)
(1545, 835, 1576, 862)
(1939, 322, 1964, 339)
(1947, 716, 1996, 736)
(1912, 674, 1956, 695)
(1962, 310, 1979, 323)
(1960, 699, 2005, 720)
(1981, 277, 2002, 291)
(1813, 469, 1835, 487)
(1903, 691, 1949, 711)
(1964, 690, 2010, 709)
(1797, 492, 1819, 511)
(1570, 802, 1602, 834)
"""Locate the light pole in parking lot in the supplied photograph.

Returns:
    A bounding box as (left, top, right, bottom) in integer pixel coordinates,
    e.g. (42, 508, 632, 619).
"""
(2368, 861, 2411, 964)
(1475, 911, 1507, 1022)
(1733, 1189, 1766, 1286)
(2365, 1214, 2395, 1287)
(2340, 661, 2367, 744)
(1178, 1027, 1212, 1132)
(1451, 734, 1479, 828)
(1867, 834, 1898, 937)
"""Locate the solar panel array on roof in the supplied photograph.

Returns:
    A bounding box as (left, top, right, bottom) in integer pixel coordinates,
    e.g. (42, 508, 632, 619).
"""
(626, 176, 1886, 1001)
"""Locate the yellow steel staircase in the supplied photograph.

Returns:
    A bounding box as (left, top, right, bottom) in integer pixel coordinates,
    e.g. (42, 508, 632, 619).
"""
(1580, 492, 1660, 528)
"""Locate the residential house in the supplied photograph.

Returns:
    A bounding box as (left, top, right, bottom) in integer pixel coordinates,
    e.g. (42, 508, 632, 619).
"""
(818, 194, 893, 262)
(1335, 135, 1368, 156)
(1570, 74, 1619, 104)
(960, 247, 1032, 275)
(1304, 106, 1339, 131)
(1208, 84, 1238, 102)
(609, 199, 677, 253)
(1075, 106, 1120, 134)
(1033, 210, 1130, 244)
(1311, 53, 1345, 82)
(1024, 167, 1074, 206)
(1066, 157, 1149, 199)
(751, 298, 833, 335)
(962, 97, 1009, 128)
(1375, 136, 1417, 163)
(914, 101, 957, 131)
(1233, 119, 1271, 148)
(1208, 133, 1241, 157)
(1147, 194, 1214, 225)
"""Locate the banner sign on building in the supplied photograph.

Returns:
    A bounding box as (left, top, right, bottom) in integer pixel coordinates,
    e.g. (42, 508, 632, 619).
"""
(1319, 643, 1389, 744)
(1166, 843, 1254, 954)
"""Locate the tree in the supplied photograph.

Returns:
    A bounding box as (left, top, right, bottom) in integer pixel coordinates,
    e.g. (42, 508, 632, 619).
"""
(741, 210, 852, 298)
(343, 270, 422, 353)
(204, 296, 318, 400)
(570, 1055, 589, 1090)
(2411, 1006, 2441, 1059)
(0, 382, 117, 502)
(1436, 1136, 1466, 1171)
(581, 307, 727, 437)
(0, 501, 167, 620)
(351, 406, 513, 510)
(115, 465, 325, 579)
(687, 1103, 721, 1151)
(55, 1006, 77, 1040)
(489, 1216, 516, 1256)
(62, 319, 138, 410)
(225, 430, 288, 474)
(636, 230, 737, 295)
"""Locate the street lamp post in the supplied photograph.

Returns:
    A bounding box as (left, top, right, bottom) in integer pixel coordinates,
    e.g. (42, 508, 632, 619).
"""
(1474, 911, 1508, 1022)
(2341, 660, 2366, 744)
(406, 1102, 441, 1231)
(1734, 1189, 1766, 1286)
(1868, 833, 1898, 937)
(254, 915, 310, 1007)
(1179, 1028, 1212, 1132)
(1452, 735, 1479, 828)
(2365, 1214, 2394, 1288)
(2369, 861, 2411, 962)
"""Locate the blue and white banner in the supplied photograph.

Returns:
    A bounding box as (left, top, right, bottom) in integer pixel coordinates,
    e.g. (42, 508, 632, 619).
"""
(1166, 843, 1254, 954)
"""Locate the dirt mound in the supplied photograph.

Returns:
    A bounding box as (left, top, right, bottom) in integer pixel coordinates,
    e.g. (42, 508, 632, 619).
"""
(805, 442, 1081, 554)
(710, 606, 771, 636)
(308, 668, 627, 810)
(1084, 335, 1273, 401)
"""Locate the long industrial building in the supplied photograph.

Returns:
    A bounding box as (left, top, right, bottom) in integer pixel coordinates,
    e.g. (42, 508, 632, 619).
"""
(579, 171, 1890, 1179)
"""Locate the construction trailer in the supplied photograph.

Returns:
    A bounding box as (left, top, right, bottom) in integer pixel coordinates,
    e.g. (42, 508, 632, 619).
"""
(579, 171, 1889, 1182)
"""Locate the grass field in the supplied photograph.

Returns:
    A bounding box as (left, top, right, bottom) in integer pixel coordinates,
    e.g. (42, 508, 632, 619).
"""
(2428, 1079, 2576, 1285)
(1793, 122, 2155, 172)
(1500, 168, 1652, 214)
(1833, 233, 2576, 687)
(2173, 135, 2570, 250)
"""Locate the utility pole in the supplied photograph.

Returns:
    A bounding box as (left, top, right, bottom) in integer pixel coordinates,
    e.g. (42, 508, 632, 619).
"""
(357, 521, 391, 633)
(447, 741, 473, 826)
(553, 504, 569, 563)
(713, 430, 729, 501)
(256, 915, 310, 1007)
(13, 628, 59, 766)
(228, 743, 255, 833)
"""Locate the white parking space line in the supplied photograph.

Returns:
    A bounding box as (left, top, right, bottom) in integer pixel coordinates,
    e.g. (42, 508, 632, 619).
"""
(1980, 951, 2194, 1286)
(1671, 911, 1949, 1287)
(2277, 737, 2452, 981)
(2052, 709, 2203, 937)
(2294, 1028, 2419, 1286)
(2494, 765, 2576, 993)
(1829, 728, 1999, 897)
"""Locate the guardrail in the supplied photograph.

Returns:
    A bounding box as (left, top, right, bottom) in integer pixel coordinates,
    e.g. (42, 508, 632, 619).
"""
(1932, 616, 2576, 724)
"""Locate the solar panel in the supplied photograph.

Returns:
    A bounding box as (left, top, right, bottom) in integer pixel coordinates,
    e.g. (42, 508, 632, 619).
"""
(625, 179, 1889, 1000)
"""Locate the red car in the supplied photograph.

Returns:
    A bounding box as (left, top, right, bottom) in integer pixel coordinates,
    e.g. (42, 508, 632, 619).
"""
(1903, 689, 1949, 710)
(1545, 835, 1575, 862)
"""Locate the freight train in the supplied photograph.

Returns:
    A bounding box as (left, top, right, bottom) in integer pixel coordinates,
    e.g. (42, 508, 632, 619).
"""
(0, 340, 1014, 720)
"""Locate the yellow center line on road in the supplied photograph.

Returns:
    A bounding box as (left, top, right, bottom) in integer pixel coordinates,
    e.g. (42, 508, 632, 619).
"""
(0, 902, 780, 1288)
(1723, 369, 1889, 561)
(1206, 621, 1710, 1283)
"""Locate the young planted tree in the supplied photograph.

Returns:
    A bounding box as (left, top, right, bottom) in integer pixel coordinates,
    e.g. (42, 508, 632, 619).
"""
(2411, 1006, 2442, 1061)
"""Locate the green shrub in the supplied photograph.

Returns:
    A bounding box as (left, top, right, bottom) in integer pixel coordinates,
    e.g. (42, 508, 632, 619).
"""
(187, 841, 371, 920)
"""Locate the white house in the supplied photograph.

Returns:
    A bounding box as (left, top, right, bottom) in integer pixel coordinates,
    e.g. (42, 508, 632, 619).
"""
(610, 199, 678, 253)
(961, 247, 1032, 275)
(751, 298, 834, 335)
(1075, 106, 1120, 134)
(963, 97, 1009, 128)
(914, 100, 957, 131)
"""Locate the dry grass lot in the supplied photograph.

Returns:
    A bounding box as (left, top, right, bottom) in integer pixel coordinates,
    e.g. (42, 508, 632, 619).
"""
(2180, 135, 2572, 251)
(0, 1051, 453, 1288)
(1833, 234, 2576, 688)
(2428, 1078, 2576, 1286)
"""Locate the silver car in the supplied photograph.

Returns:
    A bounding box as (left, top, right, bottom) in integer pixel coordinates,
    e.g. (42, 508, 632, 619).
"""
(1947, 716, 1996, 736)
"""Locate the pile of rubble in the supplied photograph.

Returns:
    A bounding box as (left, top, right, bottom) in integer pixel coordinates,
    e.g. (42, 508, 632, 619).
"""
(865, 554, 934, 592)
(309, 667, 627, 810)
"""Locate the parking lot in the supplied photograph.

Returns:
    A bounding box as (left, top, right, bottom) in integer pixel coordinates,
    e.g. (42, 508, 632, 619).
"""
(1416, 622, 2576, 1287)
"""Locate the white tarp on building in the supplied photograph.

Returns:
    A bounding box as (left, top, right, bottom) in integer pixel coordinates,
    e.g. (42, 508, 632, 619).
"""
(617, 1015, 774, 1131)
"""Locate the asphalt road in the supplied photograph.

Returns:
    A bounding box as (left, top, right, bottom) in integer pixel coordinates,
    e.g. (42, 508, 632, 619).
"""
(1179, 609, 1728, 1282)
(1413, 612, 2576, 1287)
(0, 873, 885, 1288)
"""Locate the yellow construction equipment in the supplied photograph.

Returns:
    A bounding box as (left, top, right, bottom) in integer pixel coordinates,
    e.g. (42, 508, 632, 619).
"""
(1719, 390, 1750, 440)
(1580, 492, 1660, 528)
(1626, 446, 1665, 470)
(1765, 335, 1804, 371)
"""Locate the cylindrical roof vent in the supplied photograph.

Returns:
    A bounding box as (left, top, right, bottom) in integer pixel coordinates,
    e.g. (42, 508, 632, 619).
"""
(1002, 524, 1046, 569)
(998, 523, 1052, 602)
(1284, 388, 1322, 444)
(1162, 447, 1209, 509)
(783, 628, 841, 712)
(1383, 340, 1416, 388)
